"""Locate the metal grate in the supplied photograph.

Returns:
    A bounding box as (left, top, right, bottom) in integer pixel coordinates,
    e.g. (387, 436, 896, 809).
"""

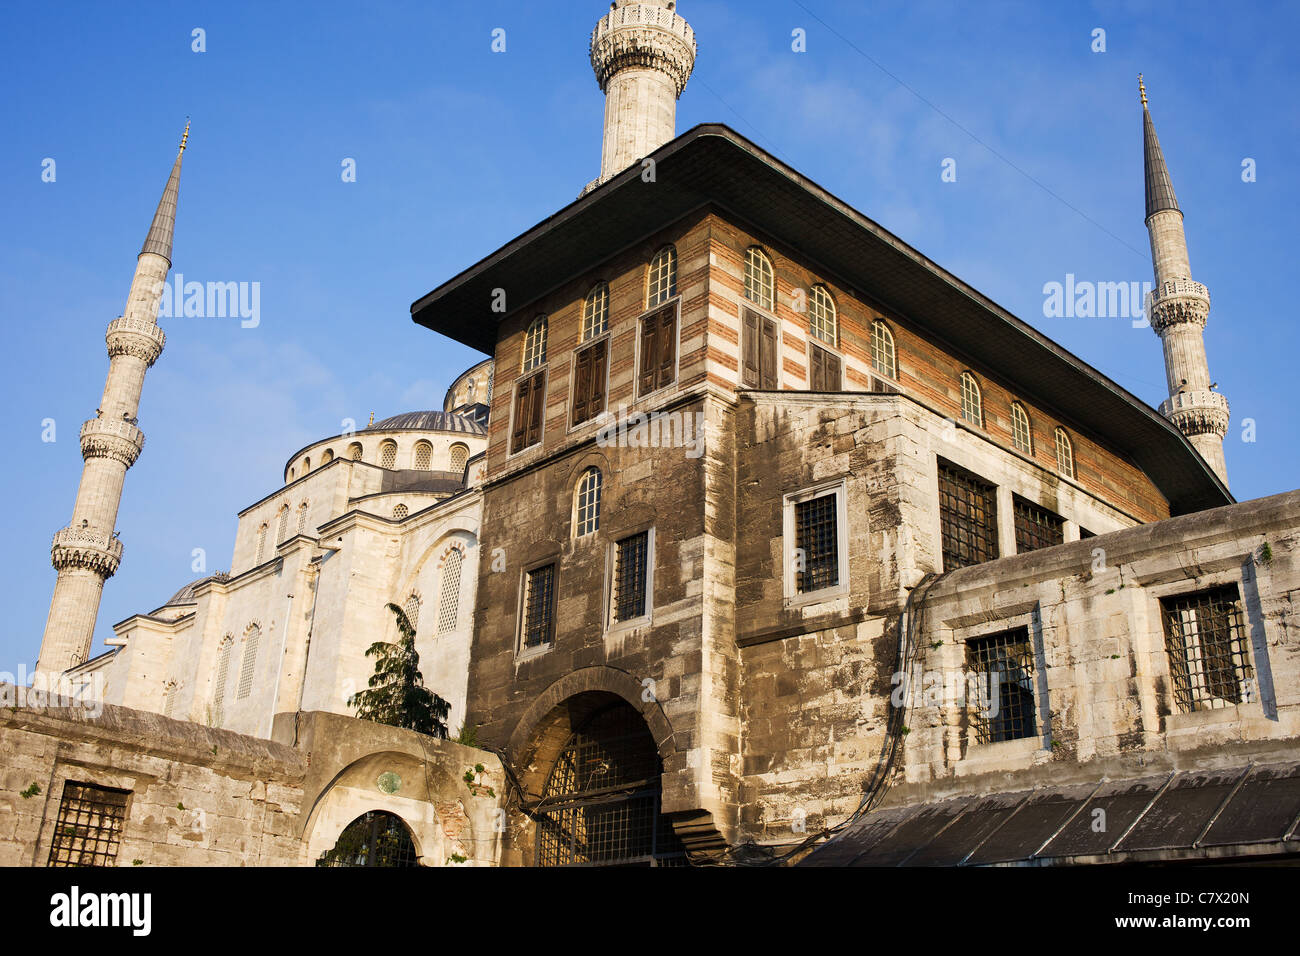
(613, 531, 649, 622)
(436, 549, 463, 633)
(535, 704, 689, 867)
(1013, 496, 1064, 554)
(938, 462, 998, 570)
(212, 637, 232, 725)
(794, 493, 839, 592)
(1161, 585, 1253, 712)
(449, 443, 469, 473)
(647, 246, 677, 307)
(317, 811, 418, 867)
(237, 625, 259, 699)
(47, 782, 129, 867)
(966, 628, 1037, 744)
(380, 442, 397, 469)
(522, 564, 556, 648)
(414, 442, 432, 470)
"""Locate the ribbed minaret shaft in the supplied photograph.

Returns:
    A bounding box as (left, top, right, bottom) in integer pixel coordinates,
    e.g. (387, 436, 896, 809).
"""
(589, 0, 697, 186)
(36, 128, 186, 676)
(1140, 78, 1229, 487)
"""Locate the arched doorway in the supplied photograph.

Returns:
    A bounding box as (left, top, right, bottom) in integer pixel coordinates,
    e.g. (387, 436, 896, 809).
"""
(317, 810, 419, 867)
(534, 701, 688, 866)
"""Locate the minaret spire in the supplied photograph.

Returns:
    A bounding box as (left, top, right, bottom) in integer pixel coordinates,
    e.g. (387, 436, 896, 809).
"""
(1139, 79, 1229, 486)
(36, 129, 185, 676)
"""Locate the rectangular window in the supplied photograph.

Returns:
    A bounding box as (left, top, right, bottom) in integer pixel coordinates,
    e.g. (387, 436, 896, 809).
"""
(795, 493, 840, 593)
(521, 563, 556, 649)
(1012, 496, 1064, 554)
(808, 343, 842, 391)
(966, 628, 1037, 744)
(612, 531, 650, 623)
(511, 370, 546, 454)
(571, 339, 608, 427)
(637, 303, 678, 397)
(47, 782, 130, 867)
(938, 461, 998, 571)
(1161, 585, 1253, 712)
(741, 307, 779, 389)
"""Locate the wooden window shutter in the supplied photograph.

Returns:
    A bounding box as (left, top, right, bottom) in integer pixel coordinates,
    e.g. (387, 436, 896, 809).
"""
(526, 372, 545, 446)
(656, 305, 677, 390)
(759, 317, 778, 389)
(810, 344, 840, 391)
(638, 313, 659, 395)
(824, 349, 841, 390)
(511, 378, 530, 453)
(589, 339, 608, 416)
(572, 346, 592, 426)
(741, 308, 761, 387)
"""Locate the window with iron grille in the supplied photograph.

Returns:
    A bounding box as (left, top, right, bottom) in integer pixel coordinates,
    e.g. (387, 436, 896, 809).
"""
(1161, 585, 1253, 713)
(744, 246, 775, 311)
(317, 811, 419, 867)
(255, 524, 268, 563)
(393, 503, 408, 520)
(297, 502, 309, 534)
(47, 782, 130, 867)
(414, 442, 432, 470)
(449, 443, 469, 473)
(521, 564, 556, 649)
(794, 493, 839, 593)
(276, 505, 290, 543)
(612, 531, 650, 623)
(966, 628, 1037, 744)
(403, 592, 421, 632)
(348, 442, 363, 461)
(647, 246, 677, 308)
(1013, 496, 1064, 554)
(237, 624, 260, 699)
(938, 462, 998, 571)
(162, 681, 177, 719)
(436, 549, 464, 633)
(212, 636, 233, 725)
(379, 441, 397, 470)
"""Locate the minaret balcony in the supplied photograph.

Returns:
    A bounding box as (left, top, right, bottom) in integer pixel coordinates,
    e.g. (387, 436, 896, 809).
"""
(591, 2, 696, 95)
(1160, 388, 1230, 439)
(106, 315, 166, 366)
(80, 417, 145, 467)
(1147, 279, 1210, 332)
(51, 528, 124, 577)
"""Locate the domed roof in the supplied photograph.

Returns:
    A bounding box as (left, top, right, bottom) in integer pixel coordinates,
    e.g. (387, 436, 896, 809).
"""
(159, 572, 228, 608)
(365, 411, 486, 435)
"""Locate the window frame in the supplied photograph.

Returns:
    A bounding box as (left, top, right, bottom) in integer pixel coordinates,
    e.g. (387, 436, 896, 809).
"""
(517, 559, 559, 658)
(1010, 402, 1033, 456)
(606, 526, 655, 631)
(1158, 583, 1255, 714)
(509, 368, 548, 457)
(436, 546, 466, 634)
(1011, 494, 1064, 554)
(937, 459, 1000, 571)
(521, 315, 549, 373)
(740, 305, 781, 390)
(646, 245, 678, 309)
(635, 297, 681, 400)
(743, 246, 776, 312)
(869, 319, 897, 382)
(569, 332, 611, 430)
(807, 339, 843, 392)
(47, 781, 131, 867)
(963, 626, 1041, 746)
(582, 281, 610, 342)
(808, 284, 838, 347)
(1054, 427, 1075, 479)
(959, 371, 983, 428)
(782, 480, 850, 605)
(574, 466, 603, 538)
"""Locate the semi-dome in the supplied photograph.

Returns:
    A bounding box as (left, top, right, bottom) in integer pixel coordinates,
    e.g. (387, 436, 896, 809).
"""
(365, 410, 486, 435)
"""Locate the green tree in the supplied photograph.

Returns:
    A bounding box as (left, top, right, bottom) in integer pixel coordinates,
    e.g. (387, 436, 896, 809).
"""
(348, 603, 450, 737)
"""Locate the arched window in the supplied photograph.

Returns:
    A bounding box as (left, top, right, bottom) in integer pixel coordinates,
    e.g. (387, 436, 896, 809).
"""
(1011, 403, 1033, 455)
(212, 636, 233, 725)
(1055, 427, 1075, 478)
(959, 371, 983, 427)
(237, 625, 260, 700)
(348, 442, 363, 461)
(320, 449, 334, 466)
(575, 467, 602, 536)
(646, 246, 677, 308)
(809, 285, 837, 345)
(303, 457, 311, 472)
(276, 505, 290, 543)
(297, 502, 309, 534)
(288, 468, 295, 481)
(870, 320, 897, 380)
(379, 441, 397, 470)
(162, 681, 178, 719)
(255, 524, 268, 563)
(403, 592, 421, 632)
(317, 811, 418, 867)
(394, 503, 409, 520)
(583, 282, 610, 341)
(744, 246, 775, 311)
(414, 441, 433, 470)
(535, 702, 688, 866)
(436, 548, 465, 633)
(522, 315, 548, 372)
(449, 443, 469, 474)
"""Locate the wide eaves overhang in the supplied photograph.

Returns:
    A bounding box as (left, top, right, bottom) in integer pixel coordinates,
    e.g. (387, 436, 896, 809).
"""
(411, 124, 1232, 516)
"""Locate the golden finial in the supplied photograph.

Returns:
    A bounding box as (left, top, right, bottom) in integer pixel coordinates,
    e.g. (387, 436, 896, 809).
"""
(179, 118, 190, 152)
(368, 411, 375, 426)
(1138, 74, 1147, 107)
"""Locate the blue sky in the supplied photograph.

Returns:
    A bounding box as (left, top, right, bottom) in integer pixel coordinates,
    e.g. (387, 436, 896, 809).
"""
(2, 0, 1296, 671)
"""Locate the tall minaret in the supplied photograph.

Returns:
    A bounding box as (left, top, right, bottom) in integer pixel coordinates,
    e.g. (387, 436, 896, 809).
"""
(36, 125, 188, 676)
(589, 0, 697, 186)
(1140, 76, 1229, 486)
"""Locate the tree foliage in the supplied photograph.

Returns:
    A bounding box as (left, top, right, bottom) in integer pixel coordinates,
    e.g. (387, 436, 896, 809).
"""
(348, 603, 450, 738)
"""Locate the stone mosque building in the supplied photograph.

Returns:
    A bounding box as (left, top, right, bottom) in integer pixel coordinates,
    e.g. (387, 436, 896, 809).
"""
(5, 1, 1300, 868)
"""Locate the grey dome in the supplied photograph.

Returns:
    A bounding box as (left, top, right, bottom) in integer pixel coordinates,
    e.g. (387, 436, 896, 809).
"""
(365, 411, 486, 435)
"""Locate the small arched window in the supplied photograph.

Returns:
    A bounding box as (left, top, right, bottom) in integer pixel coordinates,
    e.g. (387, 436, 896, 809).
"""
(255, 524, 268, 563)
(414, 441, 433, 470)
(870, 320, 897, 380)
(522, 316, 548, 372)
(1055, 427, 1075, 478)
(744, 247, 775, 311)
(379, 441, 397, 470)
(162, 681, 178, 719)
(237, 625, 260, 700)
(647, 246, 677, 308)
(437, 548, 465, 633)
(449, 443, 469, 474)
(276, 505, 290, 543)
(297, 502, 309, 534)
(403, 592, 421, 632)
(1011, 403, 1033, 455)
(394, 503, 409, 520)
(348, 442, 363, 461)
(583, 282, 610, 341)
(288, 468, 295, 481)
(212, 636, 233, 725)
(809, 285, 837, 345)
(320, 449, 334, 466)
(303, 457, 311, 472)
(959, 371, 983, 427)
(575, 466, 602, 536)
